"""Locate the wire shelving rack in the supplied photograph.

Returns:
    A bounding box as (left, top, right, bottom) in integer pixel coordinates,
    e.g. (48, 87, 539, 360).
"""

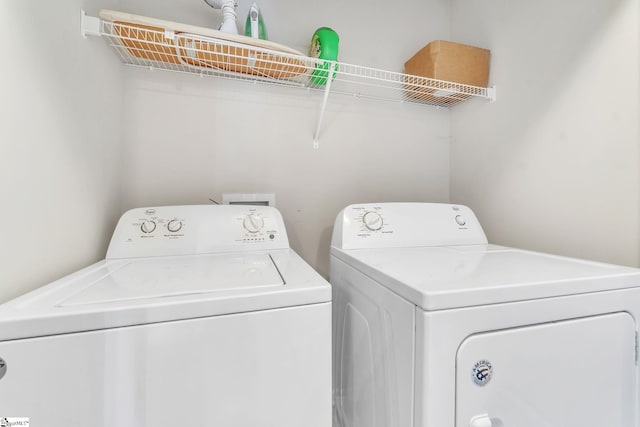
(82, 11, 495, 148)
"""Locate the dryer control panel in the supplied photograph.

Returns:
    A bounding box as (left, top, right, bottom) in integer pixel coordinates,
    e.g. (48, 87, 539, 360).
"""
(331, 203, 488, 250)
(106, 205, 289, 259)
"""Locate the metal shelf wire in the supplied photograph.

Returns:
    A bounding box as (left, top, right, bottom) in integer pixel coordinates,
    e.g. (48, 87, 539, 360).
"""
(82, 11, 495, 147)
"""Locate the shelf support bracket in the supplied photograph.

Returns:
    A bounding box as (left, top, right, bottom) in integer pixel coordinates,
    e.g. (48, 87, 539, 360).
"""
(81, 10, 101, 38)
(487, 86, 497, 103)
(313, 62, 338, 149)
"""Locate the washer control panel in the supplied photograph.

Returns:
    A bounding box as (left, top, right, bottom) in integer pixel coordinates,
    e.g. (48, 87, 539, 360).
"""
(106, 205, 288, 259)
(332, 203, 488, 250)
(117, 208, 189, 242)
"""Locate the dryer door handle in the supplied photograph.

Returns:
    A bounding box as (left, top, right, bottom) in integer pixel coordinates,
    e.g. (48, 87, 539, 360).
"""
(470, 414, 504, 427)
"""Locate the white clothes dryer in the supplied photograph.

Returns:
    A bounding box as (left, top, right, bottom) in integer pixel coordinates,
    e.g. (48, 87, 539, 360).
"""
(0, 205, 331, 427)
(330, 203, 640, 427)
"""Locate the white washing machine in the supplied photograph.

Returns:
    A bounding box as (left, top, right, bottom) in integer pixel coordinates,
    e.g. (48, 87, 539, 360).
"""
(330, 203, 640, 427)
(0, 205, 331, 427)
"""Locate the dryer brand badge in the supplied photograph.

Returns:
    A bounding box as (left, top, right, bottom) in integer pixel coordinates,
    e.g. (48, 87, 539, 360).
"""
(471, 359, 493, 386)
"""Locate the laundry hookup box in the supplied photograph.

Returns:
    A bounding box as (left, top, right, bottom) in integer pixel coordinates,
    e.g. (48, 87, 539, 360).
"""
(403, 40, 490, 104)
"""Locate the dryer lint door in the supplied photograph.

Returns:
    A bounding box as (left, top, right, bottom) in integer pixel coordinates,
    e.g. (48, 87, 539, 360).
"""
(455, 312, 636, 427)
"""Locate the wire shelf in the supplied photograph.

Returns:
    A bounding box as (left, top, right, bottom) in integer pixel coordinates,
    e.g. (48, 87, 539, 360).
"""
(98, 20, 493, 108)
(82, 10, 494, 147)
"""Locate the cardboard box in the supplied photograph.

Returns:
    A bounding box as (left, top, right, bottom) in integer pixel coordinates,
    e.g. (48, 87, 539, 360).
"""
(404, 40, 490, 87)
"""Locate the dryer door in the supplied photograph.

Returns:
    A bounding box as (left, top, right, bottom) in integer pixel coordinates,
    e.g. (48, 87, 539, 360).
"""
(455, 312, 636, 427)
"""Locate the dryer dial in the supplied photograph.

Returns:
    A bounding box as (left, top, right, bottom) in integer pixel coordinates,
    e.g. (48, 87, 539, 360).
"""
(363, 211, 383, 231)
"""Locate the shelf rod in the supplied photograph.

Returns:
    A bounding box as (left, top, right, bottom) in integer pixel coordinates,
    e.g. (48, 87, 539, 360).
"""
(81, 10, 101, 38)
(313, 62, 338, 149)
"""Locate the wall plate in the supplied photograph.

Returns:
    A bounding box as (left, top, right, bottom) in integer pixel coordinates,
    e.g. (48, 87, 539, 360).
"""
(222, 193, 275, 207)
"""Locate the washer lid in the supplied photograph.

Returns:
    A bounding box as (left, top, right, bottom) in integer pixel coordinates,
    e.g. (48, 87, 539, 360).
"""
(0, 250, 330, 340)
(59, 253, 283, 306)
(331, 244, 640, 310)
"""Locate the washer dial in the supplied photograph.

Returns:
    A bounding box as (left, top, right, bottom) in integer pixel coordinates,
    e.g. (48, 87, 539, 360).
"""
(167, 219, 183, 233)
(141, 220, 156, 234)
(243, 214, 265, 233)
(363, 211, 383, 231)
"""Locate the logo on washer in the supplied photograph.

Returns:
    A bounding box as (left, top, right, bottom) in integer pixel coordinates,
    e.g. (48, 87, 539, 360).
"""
(471, 359, 493, 386)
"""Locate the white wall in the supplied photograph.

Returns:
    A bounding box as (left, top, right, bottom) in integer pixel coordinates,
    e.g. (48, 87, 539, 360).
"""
(450, 0, 640, 266)
(119, 0, 452, 277)
(4, 0, 637, 305)
(0, 1, 124, 302)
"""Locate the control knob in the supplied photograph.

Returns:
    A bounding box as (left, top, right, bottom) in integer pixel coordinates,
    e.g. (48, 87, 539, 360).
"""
(363, 211, 383, 231)
(141, 220, 156, 234)
(167, 219, 183, 233)
(243, 213, 264, 233)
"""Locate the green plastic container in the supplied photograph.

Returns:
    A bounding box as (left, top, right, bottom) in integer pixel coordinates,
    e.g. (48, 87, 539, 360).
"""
(310, 27, 339, 86)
